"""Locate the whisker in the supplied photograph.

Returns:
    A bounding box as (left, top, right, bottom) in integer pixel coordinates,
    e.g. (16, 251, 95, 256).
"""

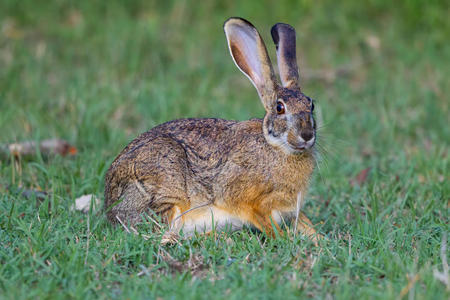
(294, 192, 302, 236)
(170, 203, 212, 228)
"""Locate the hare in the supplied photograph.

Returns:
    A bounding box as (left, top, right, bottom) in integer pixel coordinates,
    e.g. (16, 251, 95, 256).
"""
(104, 17, 319, 240)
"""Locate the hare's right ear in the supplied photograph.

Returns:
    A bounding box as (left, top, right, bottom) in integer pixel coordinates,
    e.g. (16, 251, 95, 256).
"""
(224, 17, 277, 111)
(271, 23, 300, 90)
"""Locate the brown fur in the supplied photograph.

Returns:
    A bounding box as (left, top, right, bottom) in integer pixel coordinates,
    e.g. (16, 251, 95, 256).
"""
(104, 18, 320, 239)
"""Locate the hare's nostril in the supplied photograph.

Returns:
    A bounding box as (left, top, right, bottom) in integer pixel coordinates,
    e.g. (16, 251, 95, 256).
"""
(301, 131, 314, 142)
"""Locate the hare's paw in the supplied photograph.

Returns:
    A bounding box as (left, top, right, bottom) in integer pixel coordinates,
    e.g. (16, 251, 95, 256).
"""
(294, 213, 323, 246)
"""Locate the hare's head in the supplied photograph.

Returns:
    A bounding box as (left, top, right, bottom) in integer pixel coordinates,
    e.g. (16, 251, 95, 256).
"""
(224, 18, 315, 154)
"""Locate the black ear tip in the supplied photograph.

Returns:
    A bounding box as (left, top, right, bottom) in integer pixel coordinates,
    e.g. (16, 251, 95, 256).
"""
(271, 23, 296, 48)
(224, 17, 256, 30)
(271, 25, 280, 45)
(271, 23, 296, 37)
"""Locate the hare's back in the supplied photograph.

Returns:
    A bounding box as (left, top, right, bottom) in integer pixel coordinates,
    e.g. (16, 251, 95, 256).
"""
(126, 118, 255, 161)
(104, 118, 247, 209)
(147, 117, 239, 148)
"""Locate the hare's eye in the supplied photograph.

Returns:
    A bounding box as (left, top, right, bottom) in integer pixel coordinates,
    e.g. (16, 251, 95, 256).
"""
(276, 101, 285, 114)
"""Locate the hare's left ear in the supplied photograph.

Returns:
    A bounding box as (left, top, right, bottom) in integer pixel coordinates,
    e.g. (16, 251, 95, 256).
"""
(271, 23, 300, 90)
(224, 17, 278, 111)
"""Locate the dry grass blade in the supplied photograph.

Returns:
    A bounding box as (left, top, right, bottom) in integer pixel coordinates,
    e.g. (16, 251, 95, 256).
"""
(84, 213, 90, 265)
(116, 215, 176, 243)
(433, 234, 449, 290)
(160, 231, 181, 246)
(116, 216, 131, 234)
(398, 274, 420, 298)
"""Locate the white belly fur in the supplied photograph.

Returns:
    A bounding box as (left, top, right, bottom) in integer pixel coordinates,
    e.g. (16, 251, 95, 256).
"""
(173, 206, 245, 236)
(171, 206, 298, 236)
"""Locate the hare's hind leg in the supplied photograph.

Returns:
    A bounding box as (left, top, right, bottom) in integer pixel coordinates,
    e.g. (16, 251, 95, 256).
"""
(112, 184, 186, 226)
(107, 136, 191, 226)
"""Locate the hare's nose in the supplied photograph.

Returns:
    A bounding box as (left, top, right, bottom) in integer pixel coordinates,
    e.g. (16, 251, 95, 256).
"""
(301, 130, 314, 142)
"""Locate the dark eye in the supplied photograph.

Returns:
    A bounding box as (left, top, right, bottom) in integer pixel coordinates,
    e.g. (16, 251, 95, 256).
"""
(276, 101, 285, 114)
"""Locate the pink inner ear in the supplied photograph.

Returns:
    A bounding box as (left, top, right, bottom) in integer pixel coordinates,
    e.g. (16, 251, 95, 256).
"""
(227, 26, 264, 89)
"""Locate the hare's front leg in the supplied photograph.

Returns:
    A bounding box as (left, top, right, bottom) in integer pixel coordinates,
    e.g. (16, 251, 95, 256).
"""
(294, 212, 322, 245)
(270, 210, 320, 243)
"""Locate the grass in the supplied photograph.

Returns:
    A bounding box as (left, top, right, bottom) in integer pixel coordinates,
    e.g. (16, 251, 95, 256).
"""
(0, 0, 448, 299)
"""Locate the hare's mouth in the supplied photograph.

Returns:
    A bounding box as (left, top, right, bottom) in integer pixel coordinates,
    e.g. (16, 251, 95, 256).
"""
(289, 137, 315, 153)
(265, 131, 315, 155)
(292, 145, 306, 151)
(286, 144, 310, 155)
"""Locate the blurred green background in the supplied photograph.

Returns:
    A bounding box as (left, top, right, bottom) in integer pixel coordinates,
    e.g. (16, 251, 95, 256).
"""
(0, 0, 448, 299)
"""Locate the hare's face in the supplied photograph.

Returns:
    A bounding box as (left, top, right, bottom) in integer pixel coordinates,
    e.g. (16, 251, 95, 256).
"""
(224, 18, 316, 155)
(263, 88, 315, 154)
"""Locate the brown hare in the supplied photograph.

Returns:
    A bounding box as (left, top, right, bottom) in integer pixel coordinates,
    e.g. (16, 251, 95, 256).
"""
(104, 17, 320, 240)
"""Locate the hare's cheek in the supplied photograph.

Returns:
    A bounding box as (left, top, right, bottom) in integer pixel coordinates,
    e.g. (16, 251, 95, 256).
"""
(287, 131, 299, 146)
(271, 118, 288, 137)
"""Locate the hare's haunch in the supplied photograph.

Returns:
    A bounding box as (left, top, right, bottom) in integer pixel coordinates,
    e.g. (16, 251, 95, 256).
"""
(105, 18, 319, 239)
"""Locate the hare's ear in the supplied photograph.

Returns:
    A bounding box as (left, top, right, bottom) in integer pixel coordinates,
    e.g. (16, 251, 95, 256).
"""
(271, 23, 300, 90)
(224, 17, 277, 110)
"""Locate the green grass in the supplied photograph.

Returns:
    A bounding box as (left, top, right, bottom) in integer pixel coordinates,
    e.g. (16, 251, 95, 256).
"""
(0, 0, 448, 299)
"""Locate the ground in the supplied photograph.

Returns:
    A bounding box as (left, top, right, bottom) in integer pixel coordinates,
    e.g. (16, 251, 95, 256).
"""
(0, 0, 448, 299)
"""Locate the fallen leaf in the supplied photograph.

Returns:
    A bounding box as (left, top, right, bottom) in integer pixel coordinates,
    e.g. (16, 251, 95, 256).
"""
(1, 138, 77, 159)
(361, 147, 374, 158)
(418, 174, 426, 183)
(350, 167, 371, 186)
(160, 251, 207, 278)
(20, 188, 48, 200)
(365, 34, 381, 50)
(423, 139, 432, 151)
(5, 185, 48, 201)
(66, 9, 84, 27)
(1, 18, 24, 39)
(71, 194, 100, 213)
